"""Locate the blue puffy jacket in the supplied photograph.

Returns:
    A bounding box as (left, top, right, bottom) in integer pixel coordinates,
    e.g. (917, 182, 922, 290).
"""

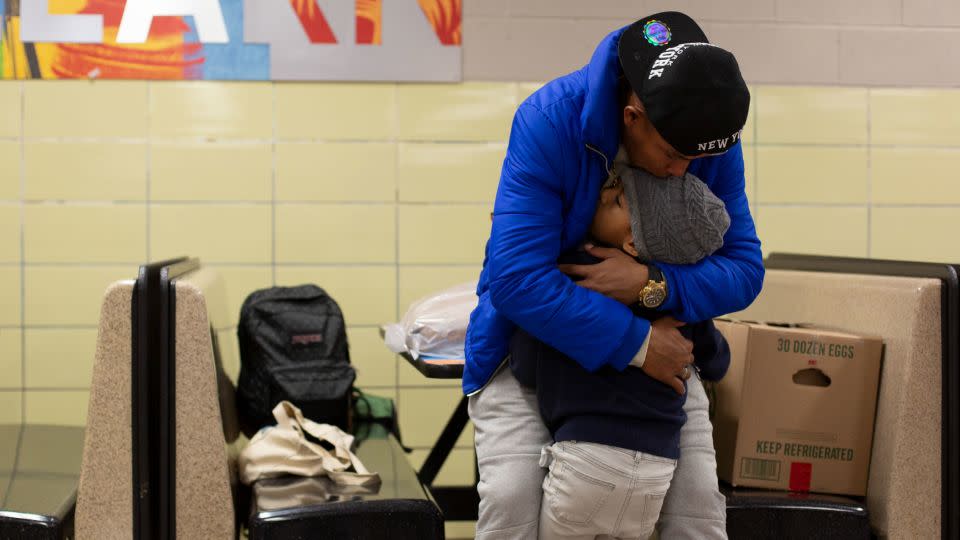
(463, 24, 764, 395)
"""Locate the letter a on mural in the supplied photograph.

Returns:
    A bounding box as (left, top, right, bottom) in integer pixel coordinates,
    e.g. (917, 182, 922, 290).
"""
(0, 0, 461, 80)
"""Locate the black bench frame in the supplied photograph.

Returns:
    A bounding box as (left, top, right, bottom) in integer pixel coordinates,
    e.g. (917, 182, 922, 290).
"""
(132, 257, 200, 540)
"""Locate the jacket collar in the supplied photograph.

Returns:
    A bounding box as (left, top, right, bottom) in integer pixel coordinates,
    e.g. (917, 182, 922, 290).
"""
(580, 25, 629, 166)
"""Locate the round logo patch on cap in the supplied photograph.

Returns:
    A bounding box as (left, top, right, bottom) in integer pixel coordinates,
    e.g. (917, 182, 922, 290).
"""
(643, 20, 671, 46)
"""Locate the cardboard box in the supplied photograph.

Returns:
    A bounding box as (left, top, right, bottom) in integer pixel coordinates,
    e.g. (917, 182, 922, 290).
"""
(713, 320, 883, 496)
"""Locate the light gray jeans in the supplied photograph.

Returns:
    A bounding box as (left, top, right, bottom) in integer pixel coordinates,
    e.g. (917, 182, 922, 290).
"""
(469, 364, 727, 540)
(539, 441, 676, 540)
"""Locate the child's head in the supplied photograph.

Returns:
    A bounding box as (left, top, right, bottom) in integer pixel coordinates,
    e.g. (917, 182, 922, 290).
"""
(590, 177, 638, 256)
(589, 168, 730, 264)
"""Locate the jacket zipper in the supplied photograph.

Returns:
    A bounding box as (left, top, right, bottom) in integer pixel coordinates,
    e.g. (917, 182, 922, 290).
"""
(585, 143, 614, 178)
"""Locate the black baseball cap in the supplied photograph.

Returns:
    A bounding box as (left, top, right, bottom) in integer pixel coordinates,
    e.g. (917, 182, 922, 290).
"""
(618, 12, 750, 157)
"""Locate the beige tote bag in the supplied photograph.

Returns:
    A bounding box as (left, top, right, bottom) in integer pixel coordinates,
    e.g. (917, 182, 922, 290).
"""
(238, 401, 380, 487)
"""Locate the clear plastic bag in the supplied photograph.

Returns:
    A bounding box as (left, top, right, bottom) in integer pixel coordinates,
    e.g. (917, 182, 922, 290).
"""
(383, 281, 479, 360)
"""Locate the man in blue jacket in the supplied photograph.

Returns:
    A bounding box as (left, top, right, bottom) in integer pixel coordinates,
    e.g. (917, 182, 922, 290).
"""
(464, 12, 763, 539)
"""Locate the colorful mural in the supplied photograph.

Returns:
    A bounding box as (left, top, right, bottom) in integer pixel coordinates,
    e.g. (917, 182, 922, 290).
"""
(0, 0, 461, 80)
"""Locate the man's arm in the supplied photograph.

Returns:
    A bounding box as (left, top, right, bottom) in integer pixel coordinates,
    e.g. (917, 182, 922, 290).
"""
(486, 103, 649, 373)
(657, 144, 765, 322)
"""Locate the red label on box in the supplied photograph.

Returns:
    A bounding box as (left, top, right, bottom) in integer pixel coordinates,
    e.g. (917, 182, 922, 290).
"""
(790, 462, 812, 492)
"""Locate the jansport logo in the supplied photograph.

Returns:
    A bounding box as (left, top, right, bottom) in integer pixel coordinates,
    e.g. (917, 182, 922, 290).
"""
(291, 334, 324, 345)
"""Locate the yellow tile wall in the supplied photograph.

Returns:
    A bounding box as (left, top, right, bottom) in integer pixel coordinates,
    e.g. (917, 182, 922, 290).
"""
(24, 329, 97, 389)
(0, 330, 21, 389)
(149, 82, 271, 139)
(755, 86, 868, 144)
(275, 204, 396, 264)
(0, 266, 21, 327)
(276, 142, 396, 202)
(397, 143, 504, 202)
(0, 438, 11, 471)
(216, 327, 242, 383)
(871, 207, 960, 262)
(743, 143, 756, 208)
(0, 142, 20, 200)
(276, 84, 396, 140)
(756, 147, 868, 204)
(150, 143, 271, 201)
(24, 205, 146, 263)
(275, 266, 397, 326)
(150, 204, 272, 263)
(347, 327, 397, 389)
(398, 205, 492, 264)
(24, 267, 131, 326)
(0, 204, 18, 263)
(872, 148, 960, 205)
(397, 266, 482, 317)
(24, 81, 146, 138)
(756, 206, 869, 257)
(3, 79, 960, 485)
(25, 391, 88, 426)
(398, 387, 474, 448)
(741, 87, 756, 145)
(24, 142, 146, 201)
(409, 449, 477, 488)
(871, 89, 960, 146)
(397, 83, 517, 141)
(208, 265, 273, 323)
(0, 392, 21, 424)
(0, 83, 20, 138)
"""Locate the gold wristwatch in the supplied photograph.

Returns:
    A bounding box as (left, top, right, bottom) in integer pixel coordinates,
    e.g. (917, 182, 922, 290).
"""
(639, 265, 667, 309)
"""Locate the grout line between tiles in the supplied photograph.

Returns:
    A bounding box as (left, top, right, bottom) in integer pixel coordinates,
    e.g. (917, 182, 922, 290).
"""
(14, 138, 960, 149)
(393, 83, 402, 405)
(866, 88, 873, 258)
(756, 202, 906, 208)
(752, 88, 759, 222)
(20, 80, 27, 421)
(271, 82, 278, 286)
(10, 387, 91, 392)
(146, 82, 152, 262)
(0, 261, 489, 267)
(6, 323, 99, 329)
(15, 136, 513, 145)
(16, 199, 497, 206)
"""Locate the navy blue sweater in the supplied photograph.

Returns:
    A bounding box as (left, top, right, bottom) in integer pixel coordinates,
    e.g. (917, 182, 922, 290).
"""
(509, 251, 730, 459)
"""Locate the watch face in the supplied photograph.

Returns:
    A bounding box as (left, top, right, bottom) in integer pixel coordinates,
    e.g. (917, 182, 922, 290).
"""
(643, 286, 667, 308)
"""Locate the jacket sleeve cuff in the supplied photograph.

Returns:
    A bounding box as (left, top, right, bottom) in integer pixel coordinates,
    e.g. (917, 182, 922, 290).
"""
(629, 330, 652, 369)
(607, 316, 651, 372)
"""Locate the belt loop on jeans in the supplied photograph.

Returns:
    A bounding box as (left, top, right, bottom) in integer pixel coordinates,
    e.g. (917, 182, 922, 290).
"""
(539, 445, 555, 468)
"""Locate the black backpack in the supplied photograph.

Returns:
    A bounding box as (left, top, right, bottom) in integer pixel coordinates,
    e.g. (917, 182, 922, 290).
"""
(237, 285, 356, 434)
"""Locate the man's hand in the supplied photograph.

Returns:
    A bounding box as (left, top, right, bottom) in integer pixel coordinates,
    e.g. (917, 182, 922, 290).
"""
(643, 317, 694, 395)
(558, 244, 649, 305)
